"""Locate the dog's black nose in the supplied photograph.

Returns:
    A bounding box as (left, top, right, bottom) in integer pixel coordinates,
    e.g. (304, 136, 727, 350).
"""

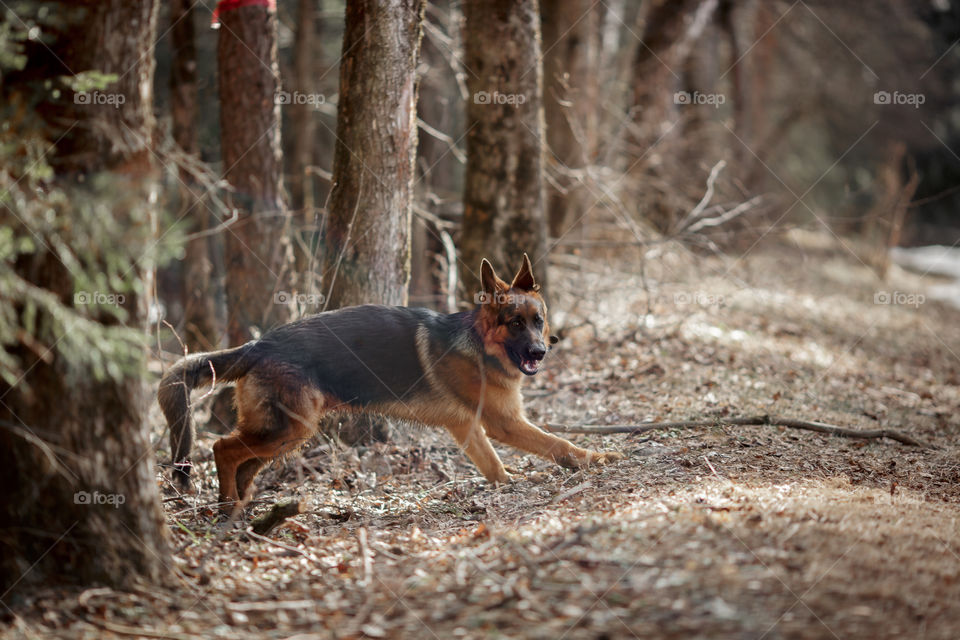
(528, 345, 546, 361)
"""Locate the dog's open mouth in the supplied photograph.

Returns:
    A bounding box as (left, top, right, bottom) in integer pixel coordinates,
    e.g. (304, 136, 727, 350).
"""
(520, 358, 541, 375)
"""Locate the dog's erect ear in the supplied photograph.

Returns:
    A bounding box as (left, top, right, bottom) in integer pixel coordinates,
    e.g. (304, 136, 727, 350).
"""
(480, 258, 508, 298)
(511, 253, 537, 291)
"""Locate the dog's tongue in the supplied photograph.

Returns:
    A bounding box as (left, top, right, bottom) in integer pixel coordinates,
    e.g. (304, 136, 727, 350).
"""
(521, 359, 539, 374)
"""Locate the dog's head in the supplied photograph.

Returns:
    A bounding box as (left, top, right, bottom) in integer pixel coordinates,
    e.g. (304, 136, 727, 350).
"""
(475, 254, 557, 376)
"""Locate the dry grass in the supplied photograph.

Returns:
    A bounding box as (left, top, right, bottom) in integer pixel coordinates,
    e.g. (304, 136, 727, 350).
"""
(6, 231, 960, 639)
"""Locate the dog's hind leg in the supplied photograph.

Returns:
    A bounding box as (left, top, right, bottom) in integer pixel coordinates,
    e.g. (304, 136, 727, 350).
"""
(236, 457, 268, 501)
(212, 374, 323, 514)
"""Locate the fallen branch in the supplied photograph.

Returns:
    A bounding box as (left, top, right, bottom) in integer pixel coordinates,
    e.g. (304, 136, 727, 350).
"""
(226, 599, 317, 612)
(84, 619, 200, 640)
(545, 414, 934, 448)
(250, 498, 304, 536)
(245, 529, 324, 568)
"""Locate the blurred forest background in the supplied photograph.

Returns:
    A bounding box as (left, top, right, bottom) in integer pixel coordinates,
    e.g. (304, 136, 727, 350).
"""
(2, 0, 960, 637)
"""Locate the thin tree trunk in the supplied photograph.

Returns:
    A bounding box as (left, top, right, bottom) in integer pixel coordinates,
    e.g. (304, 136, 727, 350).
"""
(411, 0, 461, 306)
(171, 0, 217, 352)
(743, 0, 776, 190)
(461, 0, 549, 296)
(630, 0, 693, 138)
(218, 1, 292, 347)
(321, 0, 423, 308)
(290, 0, 319, 285)
(320, 0, 424, 443)
(719, 0, 748, 143)
(541, 0, 600, 239)
(630, 0, 717, 141)
(0, 0, 169, 593)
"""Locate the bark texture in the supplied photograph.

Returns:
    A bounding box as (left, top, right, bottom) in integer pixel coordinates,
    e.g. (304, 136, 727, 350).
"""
(320, 0, 424, 444)
(321, 0, 424, 309)
(289, 0, 318, 217)
(290, 0, 320, 284)
(541, 0, 600, 238)
(0, 0, 169, 594)
(631, 0, 717, 139)
(171, 0, 217, 352)
(460, 0, 549, 296)
(218, 3, 292, 345)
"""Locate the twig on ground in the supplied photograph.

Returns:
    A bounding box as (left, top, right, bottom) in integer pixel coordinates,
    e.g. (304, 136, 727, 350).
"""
(245, 528, 323, 566)
(703, 454, 722, 478)
(250, 499, 304, 536)
(551, 480, 593, 505)
(84, 619, 201, 640)
(358, 526, 373, 586)
(226, 599, 317, 612)
(545, 414, 934, 448)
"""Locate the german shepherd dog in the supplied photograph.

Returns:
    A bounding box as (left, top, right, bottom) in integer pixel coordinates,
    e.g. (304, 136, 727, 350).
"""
(159, 255, 622, 514)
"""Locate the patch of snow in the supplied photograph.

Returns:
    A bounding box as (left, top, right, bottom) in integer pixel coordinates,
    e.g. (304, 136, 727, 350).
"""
(890, 245, 960, 310)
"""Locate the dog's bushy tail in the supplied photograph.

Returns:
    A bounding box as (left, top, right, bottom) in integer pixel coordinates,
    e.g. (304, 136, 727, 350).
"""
(158, 343, 257, 490)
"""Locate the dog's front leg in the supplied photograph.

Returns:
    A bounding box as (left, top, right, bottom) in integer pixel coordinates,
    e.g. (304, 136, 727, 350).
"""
(482, 409, 623, 470)
(445, 420, 511, 484)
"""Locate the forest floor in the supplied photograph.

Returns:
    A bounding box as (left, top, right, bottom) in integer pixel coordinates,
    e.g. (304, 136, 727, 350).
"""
(6, 229, 960, 639)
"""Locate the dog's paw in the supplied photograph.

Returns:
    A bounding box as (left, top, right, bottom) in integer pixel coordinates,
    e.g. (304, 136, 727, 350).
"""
(588, 450, 624, 465)
(485, 468, 514, 485)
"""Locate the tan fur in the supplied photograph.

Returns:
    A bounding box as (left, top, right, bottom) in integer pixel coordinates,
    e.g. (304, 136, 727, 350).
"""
(168, 255, 623, 516)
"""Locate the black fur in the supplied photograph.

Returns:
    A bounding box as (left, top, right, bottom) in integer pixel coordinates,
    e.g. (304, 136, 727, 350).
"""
(158, 342, 256, 489)
(253, 306, 480, 406)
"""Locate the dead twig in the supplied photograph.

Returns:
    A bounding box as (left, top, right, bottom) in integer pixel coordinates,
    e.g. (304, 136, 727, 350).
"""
(675, 159, 726, 232)
(245, 528, 324, 567)
(545, 414, 934, 448)
(249, 499, 304, 536)
(84, 618, 201, 640)
(417, 117, 466, 163)
(358, 526, 373, 586)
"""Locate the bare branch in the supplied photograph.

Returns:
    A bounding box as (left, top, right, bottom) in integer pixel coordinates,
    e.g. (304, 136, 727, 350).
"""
(546, 414, 934, 448)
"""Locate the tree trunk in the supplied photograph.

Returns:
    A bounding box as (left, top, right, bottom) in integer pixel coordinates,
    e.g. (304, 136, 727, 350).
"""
(460, 0, 549, 297)
(719, 0, 758, 176)
(541, 0, 600, 239)
(410, 0, 463, 307)
(290, 0, 319, 285)
(320, 0, 424, 443)
(322, 0, 423, 309)
(742, 0, 777, 190)
(630, 0, 717, 142)
(628, 0, 718, 232)
(171, 0, 217, 352)
(218, 2, 292, 347)
(0, 0, 169, 594)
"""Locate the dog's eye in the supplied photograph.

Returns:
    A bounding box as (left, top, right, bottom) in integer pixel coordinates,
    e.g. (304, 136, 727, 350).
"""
(510, 318, 523, 328)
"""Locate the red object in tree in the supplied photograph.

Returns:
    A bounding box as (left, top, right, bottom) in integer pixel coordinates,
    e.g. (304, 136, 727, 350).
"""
(211, 0, 275, 28)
